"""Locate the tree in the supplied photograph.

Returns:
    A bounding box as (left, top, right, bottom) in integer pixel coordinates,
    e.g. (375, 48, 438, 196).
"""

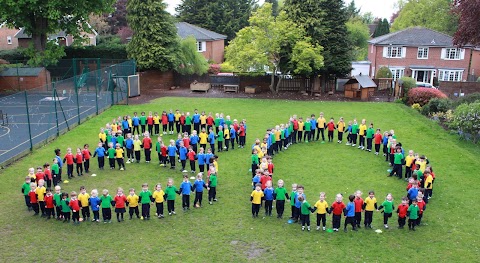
(127, 0, 179, 71)
(265, 0, 280, 17)
(284, 0, 352, 78)
(89, 14, 110, 35)
(346, 19, 370, 60)
(346, 1, 361, 19)
(225, 4, 323, 92)
(176, 0, 255, 41)
(373, 18, 390, 37)
(453, 0, 480, 46)
(0, 0, 114, 65)
(362, 12, 375, 24)
(106, 0, 128, 34)
(376, 67, 393, 78)
(176, 36, 209, 75)
(391, 0, 458, 35)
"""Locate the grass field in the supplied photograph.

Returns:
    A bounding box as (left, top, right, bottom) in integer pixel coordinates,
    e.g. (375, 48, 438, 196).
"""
(1, 97, 479, 262)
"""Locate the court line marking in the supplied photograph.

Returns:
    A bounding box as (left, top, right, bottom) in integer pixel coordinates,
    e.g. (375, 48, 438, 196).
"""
(0, 126, 10, 138)
(0, 106, 96, 157)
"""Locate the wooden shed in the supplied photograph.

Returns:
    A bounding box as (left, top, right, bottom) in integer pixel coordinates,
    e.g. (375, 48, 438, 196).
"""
(0, 67, 51, 92)
(344, 75, 377, 101)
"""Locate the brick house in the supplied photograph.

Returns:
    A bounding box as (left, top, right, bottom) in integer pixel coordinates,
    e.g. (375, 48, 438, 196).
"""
(15, 27, 98, 48)
(0, 23, 19, 50)
(175, 22, 227, 64)
(368, 27, 480, 84)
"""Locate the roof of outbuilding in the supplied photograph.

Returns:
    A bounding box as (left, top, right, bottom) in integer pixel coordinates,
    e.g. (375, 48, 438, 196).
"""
(0, 67, 44, 77)
(175, 22, 227, 41)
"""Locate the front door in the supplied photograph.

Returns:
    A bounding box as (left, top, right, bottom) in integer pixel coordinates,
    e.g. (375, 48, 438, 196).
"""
(416, 71, 426, 82)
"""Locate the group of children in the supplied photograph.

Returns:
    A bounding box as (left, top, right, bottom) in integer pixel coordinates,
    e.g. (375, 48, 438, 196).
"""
(95, 110, 247, 173)
(250, 113, 436, 232)
(21, 169, 219, 224)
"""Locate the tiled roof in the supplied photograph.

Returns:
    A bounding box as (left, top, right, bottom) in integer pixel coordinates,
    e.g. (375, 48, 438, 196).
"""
(0, 67, 44, 77)
(175, 22, 227, 41)
(368, 27, 463, 47)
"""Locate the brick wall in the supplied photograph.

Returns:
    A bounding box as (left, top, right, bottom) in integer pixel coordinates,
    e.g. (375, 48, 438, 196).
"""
(0, 69, 51, 93)
(139, 70, 174, 90)
(0, 27, 19, 50)
(369, 44, 473, 81)
(200, 40, 224, 64)
(438, 81, 480, 98)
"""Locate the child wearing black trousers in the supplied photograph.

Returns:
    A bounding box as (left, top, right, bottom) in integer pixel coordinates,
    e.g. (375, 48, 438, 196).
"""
(251, 183, 264, 218)
(193, 173, 208, 207)
(330, 194, 346, 232)
(164, 178, 180, 215)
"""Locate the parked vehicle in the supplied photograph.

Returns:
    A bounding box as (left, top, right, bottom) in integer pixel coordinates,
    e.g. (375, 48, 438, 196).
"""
(416, 82, 437, 89)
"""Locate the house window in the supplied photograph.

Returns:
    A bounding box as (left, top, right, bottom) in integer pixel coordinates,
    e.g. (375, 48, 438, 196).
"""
(445, 48, 461, 60)
(196, 41, 206, 52)
(6, 36, 12, 45)
(417, 47, 428, 59)
(387, 46, 403, 58)
(390, 68, 404, 81)
(438, 70, 463, 82)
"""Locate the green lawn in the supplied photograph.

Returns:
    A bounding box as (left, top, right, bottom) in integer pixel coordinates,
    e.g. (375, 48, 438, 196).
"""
(1, 97, 479, 262)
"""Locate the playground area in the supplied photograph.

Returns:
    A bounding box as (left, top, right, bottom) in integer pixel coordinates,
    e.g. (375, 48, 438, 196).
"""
(0, 59, 136, 166)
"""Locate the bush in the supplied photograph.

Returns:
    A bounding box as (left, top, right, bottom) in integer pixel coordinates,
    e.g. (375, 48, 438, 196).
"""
(452, 92, 480, 107)
(399, 76, 416, 103)
(376, 66, 392, 78)
(0, 49, 27, 62)
(220, 62, 235, 73)
(477, 76, 480, 82)
(451, 102, 480, 143)
(411, 103, 422, 111)
(208, 64, 221, 75)
(407, 87, 448, 106)
(420, 98, 453, 116)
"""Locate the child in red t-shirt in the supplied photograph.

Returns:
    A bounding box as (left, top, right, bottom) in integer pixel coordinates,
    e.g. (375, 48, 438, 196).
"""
(35, 166, 45, 185)
(161, 111, 168, 135)
(354, 190, 364, 228)
(396, 197, 409, 229)
(416, 195, 426, 226)
(147, 111, 154, 135)
(114, 188, 127, 222)
(63, 148, 75, 179)
(43, 163, 52, 188)
(260, 171, 272, 190)
(267, 158, 274, 176)
(187, 146, 196, 173)
(326, 118, 336, 142)
(374, 129, 383, 155)
(75, 148, 83, 176)
(44, 188, 55, 219)
(330, 194, 346, 232)
(69, 191, 81, 224)
(28, 182, 39, 215)
(82, 144, 91, 173)
(160, 142, 168, 167)
(142, 132, 153, 163)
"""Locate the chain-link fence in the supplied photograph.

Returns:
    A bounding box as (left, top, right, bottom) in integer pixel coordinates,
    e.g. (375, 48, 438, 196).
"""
(0, 59, 136, 166)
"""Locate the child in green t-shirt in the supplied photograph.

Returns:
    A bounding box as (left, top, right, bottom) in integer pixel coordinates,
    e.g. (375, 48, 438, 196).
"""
(298, 195, 315, 231)
(407, 199, 419, 231)
(60, 192, 71, 223)
(21, 176, 31, 211)
(378, 193, 395, 229)
(208, 167, 218, 205)
(139, 183, 153, 220)
(107, 142, 116, 170)
(100, 189, 113, 223)
(164, 178, 179, 215)
(273, 179, 289, 219)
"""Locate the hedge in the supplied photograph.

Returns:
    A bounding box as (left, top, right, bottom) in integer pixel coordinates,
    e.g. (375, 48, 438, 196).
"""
(407, 87, 448, 106)
(64, 45, 127, 59)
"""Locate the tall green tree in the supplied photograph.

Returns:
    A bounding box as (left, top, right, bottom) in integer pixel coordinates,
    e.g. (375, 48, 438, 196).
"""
(0, 0, 114, 65)
(265, 0, 280, 16)
(284, 0, 352, 78)
(346, 1, 361, 19)
(225, 3, 323, 93)
(176, 0, 255, 41)
(391, 0, 458, 35)
(346, 18, 370, 60)
(373, 18, 390, 37)
(127, 0, 179, 71)
(176, 36, 209, 75)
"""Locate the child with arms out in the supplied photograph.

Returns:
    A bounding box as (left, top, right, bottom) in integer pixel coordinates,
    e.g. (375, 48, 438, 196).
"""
(314, 192, 329, 231)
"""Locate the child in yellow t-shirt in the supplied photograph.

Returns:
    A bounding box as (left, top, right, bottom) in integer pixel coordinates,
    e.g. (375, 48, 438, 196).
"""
(126, 188, 140, 219)
(152, 184, 165, 218)
(314, 192, 329, 231)
(251, 183, 264, 218)
(78, 186, 90, 220)
(362, 191, 377, 228)
(115, 143, 125, 171)
(36, 179, 47, 216)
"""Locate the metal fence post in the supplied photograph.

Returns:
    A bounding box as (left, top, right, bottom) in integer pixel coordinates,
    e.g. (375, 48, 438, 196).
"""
(53, 83, 59, 136)
(24, 91, 33, 151)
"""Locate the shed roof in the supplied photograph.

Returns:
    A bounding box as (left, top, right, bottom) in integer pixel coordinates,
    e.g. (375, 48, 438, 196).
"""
(0, 67, 44, 77)
(344, 75, 377, 88)
(175, 22, 227, 41)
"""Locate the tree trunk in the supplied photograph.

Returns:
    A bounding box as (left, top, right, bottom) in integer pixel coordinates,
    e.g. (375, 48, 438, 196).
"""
(31, 17, 48, 51)
(275, 76, 282, 93)
(270, 72, 275, 93)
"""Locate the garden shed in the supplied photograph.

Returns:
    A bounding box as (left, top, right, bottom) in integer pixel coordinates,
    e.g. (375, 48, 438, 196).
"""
(344, 75, 377, 101)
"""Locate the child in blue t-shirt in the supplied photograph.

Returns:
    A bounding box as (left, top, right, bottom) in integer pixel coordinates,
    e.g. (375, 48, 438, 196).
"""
(263, 180, 274, 216)
(167, 140, 177, 169)
(125, 133, 134, 163)
(197, 147, 206, 173)
(180, 175, 194, 210)
(293, 185, 305, 222)
(92, 142, 106, 170)
(167, 110, 175, 134)
(179, 142, 188, 172)
(89, 189, 101, 222)
(345, 121, 353, 145)
(208, 127, 216, 154)
(193, 173, 207, 207)
(344, 195, 357, 232)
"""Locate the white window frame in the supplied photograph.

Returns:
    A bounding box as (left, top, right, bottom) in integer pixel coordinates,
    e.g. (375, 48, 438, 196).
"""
(445, 48, 462, 60)
(6, 36, 12, 45)
(389, 68, 405, 81)
(438, 69, 463, 82)
(196, 41, 206, 52)
(417, 47, 429, 59)
(386, 46, 404, 58)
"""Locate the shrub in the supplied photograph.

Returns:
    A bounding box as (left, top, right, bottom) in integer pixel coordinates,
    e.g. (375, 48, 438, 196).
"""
(451, 102, 480, 143)
(399, 76, 416, 103)
(64, 46, 127, 59)
(477, 76, 480, 82)
(220, 62, 235, 73)
(420, 98, 453, 116)
(0, 49, 27, 62)
(452, 92, 480, 107)
(411, 103, 422, 111)
(431, 110, 454, 123)
(407, 87, 448, 106)
(376, 66, 392, 78)
(208, 64, 221, 75)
